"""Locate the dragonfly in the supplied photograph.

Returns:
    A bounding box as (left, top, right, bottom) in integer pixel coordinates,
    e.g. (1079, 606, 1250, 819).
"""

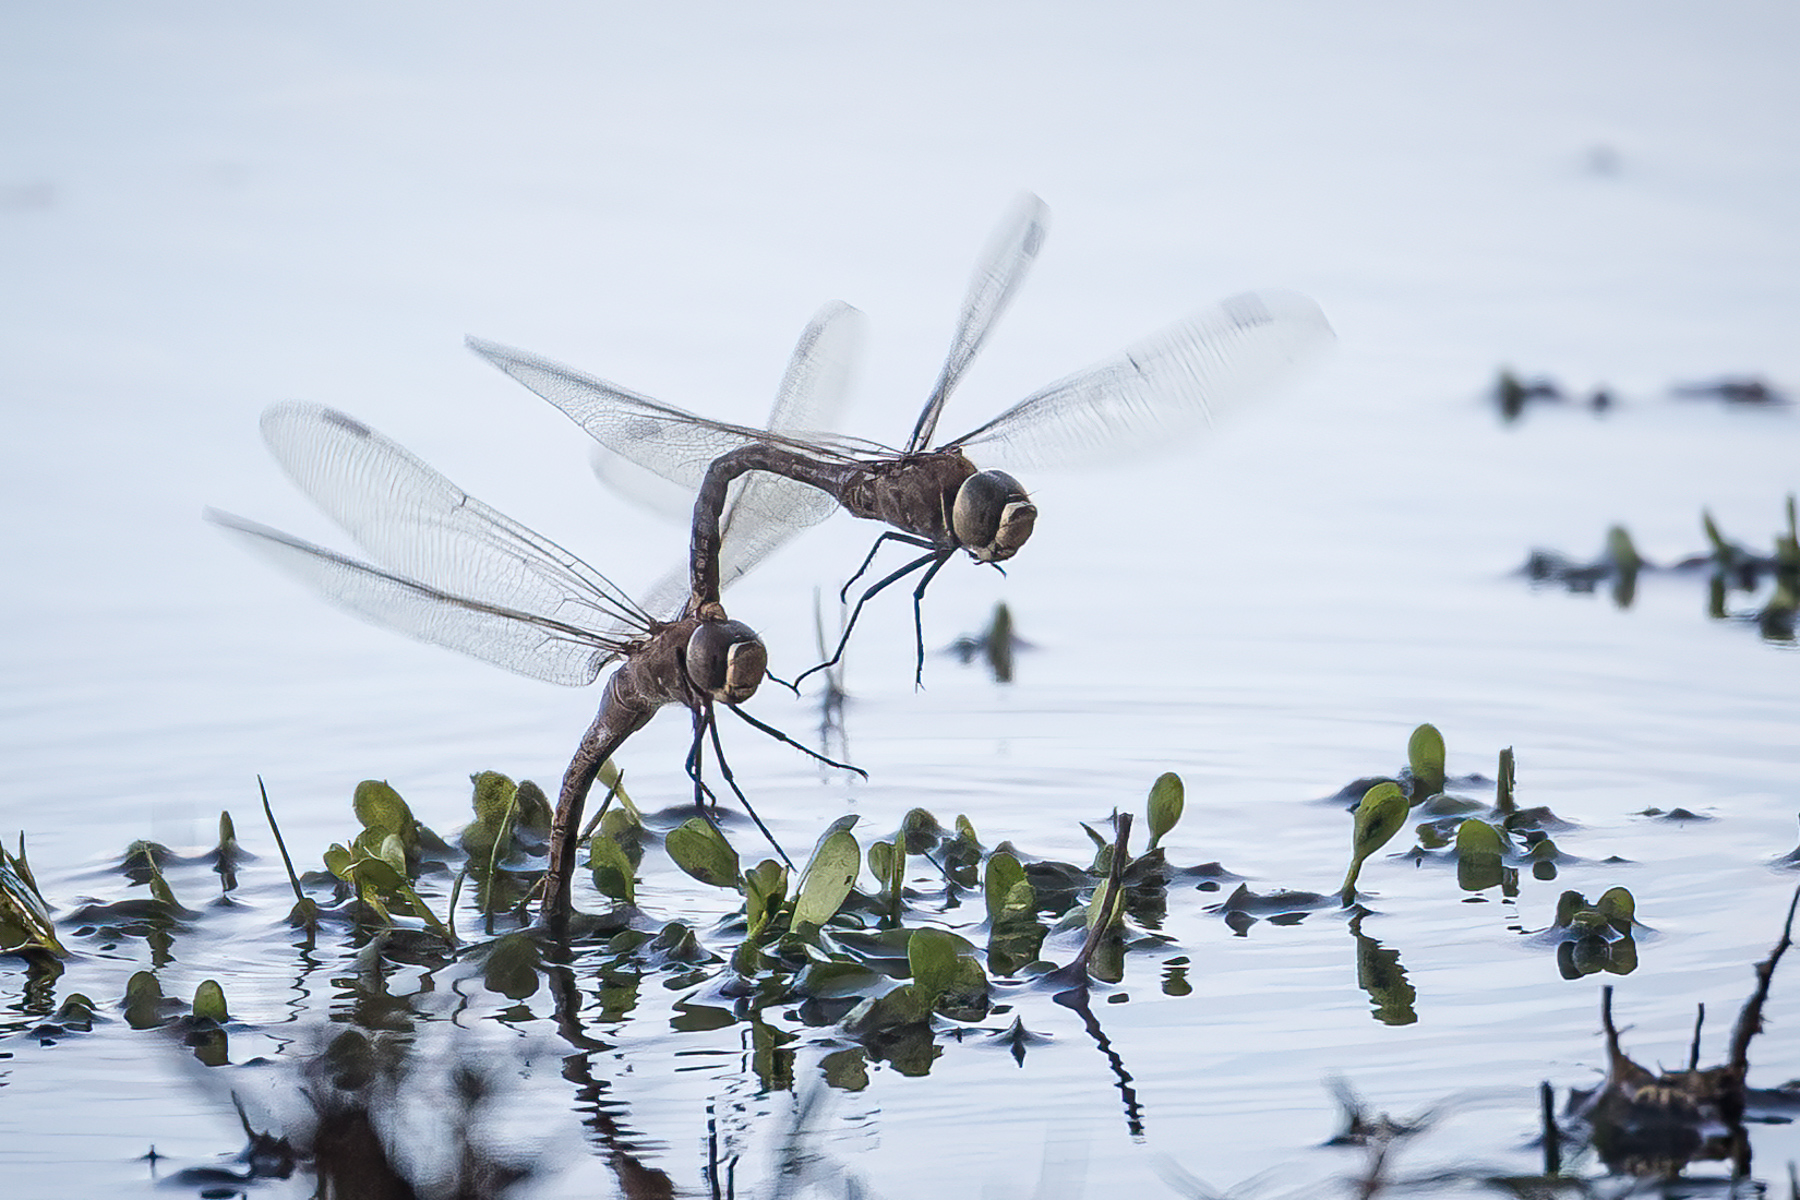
(468, 194, 1335, 685)
(207, 321, 862, 919)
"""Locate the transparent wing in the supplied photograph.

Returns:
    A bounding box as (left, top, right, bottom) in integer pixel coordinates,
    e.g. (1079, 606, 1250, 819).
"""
(710, 302, 864, 599)
(489, 304, 868, 621)
(947, 289, 1335, 469)
(258, 401, 655, 637)
(906, 193, 1051, 453)
(205, 510, 626, 686)
(466, 330, 884, 488)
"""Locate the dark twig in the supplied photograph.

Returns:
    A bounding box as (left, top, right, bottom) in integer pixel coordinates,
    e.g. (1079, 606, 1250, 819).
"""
(1070, 813, 1134, 980)
(1728, 883, 1800, 1076)
(257, 776, 305, 906)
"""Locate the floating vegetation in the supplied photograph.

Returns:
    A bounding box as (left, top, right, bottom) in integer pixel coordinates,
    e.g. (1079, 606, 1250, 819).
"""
(1521, 524, 1643, 607)
(1674, 375, 1792, 407)
(1567, 887, 1798, 1180)
(8, 726, 1792, 1193)
(1521, 495, 1800, 645)
(1156, 889, 1800, 1194)
(0, 835, 64, 958)
(1329, 725, 1637, 975)
(1531, 887, 1641, 979)
(1491, 366, 1791, 421)
(1492, 367, 1610, 420)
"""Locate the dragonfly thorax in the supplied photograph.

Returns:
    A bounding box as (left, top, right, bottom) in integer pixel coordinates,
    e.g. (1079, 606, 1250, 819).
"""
(952, 470, 1036, 563)
(686, 620, 766, 705)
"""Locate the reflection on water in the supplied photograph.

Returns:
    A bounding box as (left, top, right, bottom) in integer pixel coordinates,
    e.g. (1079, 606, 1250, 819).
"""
(1, 745, 1797, 1197)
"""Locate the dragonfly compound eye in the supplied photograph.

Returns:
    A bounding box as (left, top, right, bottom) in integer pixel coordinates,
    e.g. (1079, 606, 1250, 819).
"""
(687, 620, 766, 704)
(952, 470, 1036, 563)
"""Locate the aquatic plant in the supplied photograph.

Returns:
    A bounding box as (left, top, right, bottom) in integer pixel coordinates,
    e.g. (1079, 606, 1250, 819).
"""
(1524, 495, 1800, 642)
(1533, 887, 1640, 979)
(1340, 782, 1407, 905)
(318, 781, 454, 942)
(0, 835, 64, 957)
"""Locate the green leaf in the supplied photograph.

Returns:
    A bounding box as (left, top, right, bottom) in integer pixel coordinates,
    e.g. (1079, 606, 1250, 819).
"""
(217, 811, 237, 852)
(1407, 724, 1446, 798)
(983, 851, 1028, 923)
(513, 779, 553, 831)
(479, 931, 542, 1000)
(899, 808, 943, 855)
(0, 843, 65, 956)
(123, 970, 166, 1029)
(1453, 819, 1506, 892)
(1146, 772, 1185, 850)
(1495, 746, 1517, 816)
(322, 842, 354, 883)
(598, 804, 643, 849)
(1341, 781, 1408, 904)
(907, 927, 963, 1012)
(1453, 818, 1505, 858)
(666, 818, 741, 889)
(589, 834, 637, 905)
(376, 833, 408, 877)
(146, 860, 181, 910)
(744, 859, 787, 933)
(192, 979, 229, 1022)
(867, 840, 897, 890)
(353, 779, 414, 838)
(794, 829, 860, 929)
(1595, 886, 1635, 928)
(468, 770, 516, 831)
(1084, 867, 1126, 932)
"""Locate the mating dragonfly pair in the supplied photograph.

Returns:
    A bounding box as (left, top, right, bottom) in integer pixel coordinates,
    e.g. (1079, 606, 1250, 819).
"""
(209, 195, 1335, 920)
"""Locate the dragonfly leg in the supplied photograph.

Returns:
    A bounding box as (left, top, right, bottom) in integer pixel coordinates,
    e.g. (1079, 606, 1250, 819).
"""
(725, 702, 867, 778)
(795, 548, 944, 690)
(684, 705, 722, 810)
(909, 552, 955, 688)
(838, 531, 937, 604)
(705, 713, 794, 869)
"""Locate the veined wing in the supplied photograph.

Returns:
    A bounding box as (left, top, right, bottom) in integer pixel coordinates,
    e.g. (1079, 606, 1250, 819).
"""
(713, 301, 864, 593)
(204, 510, 630, 686)
(629, 302, 866, 621)
(465, 333, 886, 490)
(258, 401, 655, 638)
(906, 192, 1050, 454)
(946, 289, 1335, 469)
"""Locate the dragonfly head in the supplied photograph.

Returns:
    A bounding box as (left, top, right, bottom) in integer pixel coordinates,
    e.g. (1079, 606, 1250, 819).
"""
(687, 620, 767, 705)
(953, 470, 1036, 563)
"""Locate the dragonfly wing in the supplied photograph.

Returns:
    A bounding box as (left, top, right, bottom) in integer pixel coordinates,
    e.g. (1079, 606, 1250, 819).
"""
(258, 402, 654, 637)
(467, 336, 772, 489)
(949, 289, 1335, 469)
(205, 509, 624, 686)
(713, 301, 863, 594)
(614, 302, 866, 621)
(907, 193, 1051, 453)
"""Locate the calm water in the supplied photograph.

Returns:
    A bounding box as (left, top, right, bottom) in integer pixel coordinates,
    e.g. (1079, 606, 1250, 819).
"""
(3, 6, 1798, 1196)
